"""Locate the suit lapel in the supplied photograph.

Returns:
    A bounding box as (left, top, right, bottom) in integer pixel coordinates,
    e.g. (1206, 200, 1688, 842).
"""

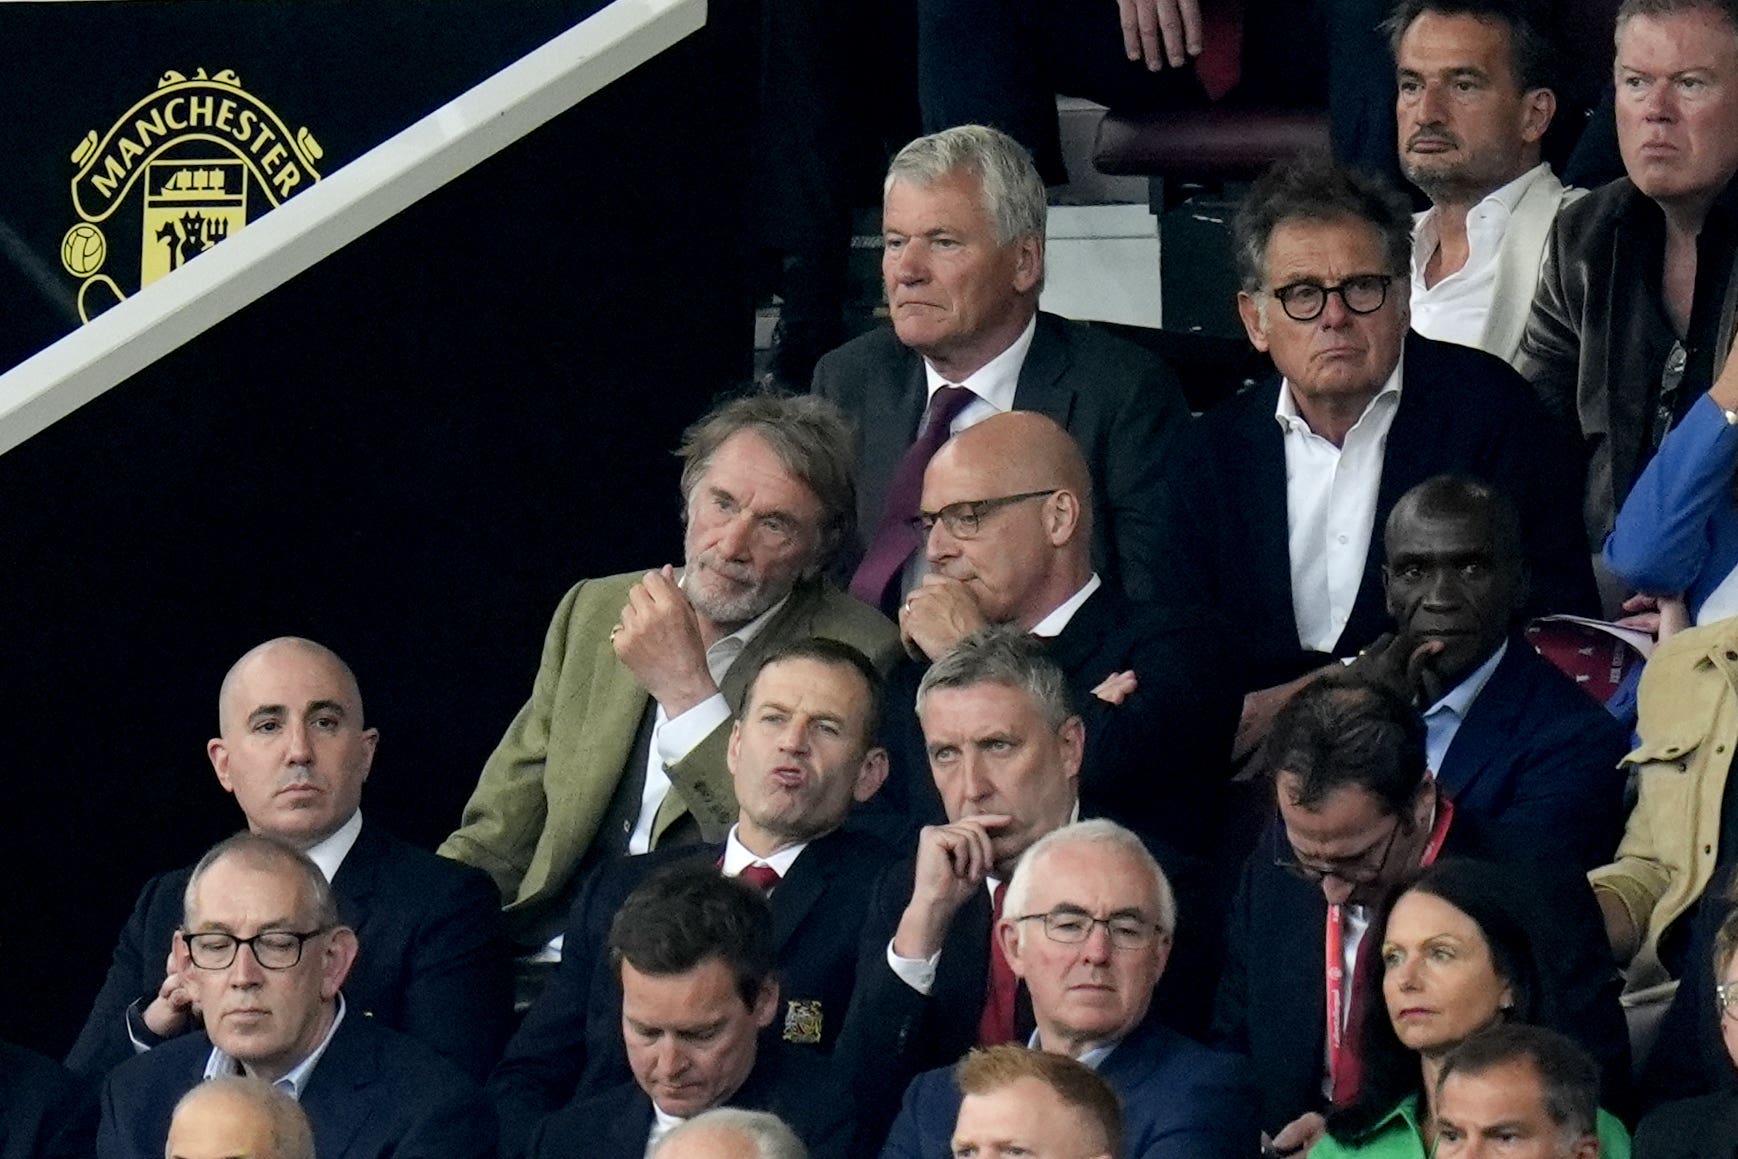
(1238, 385, 1297, 644)
(770, 832, 837, 950)
(1012, 314, 1075, 427)
(329, 818, 382, 908)
(860, 350, 930, 539)
(1046, 585, 1114, 673)
(299, 1016, 375, 1159)
(1482, 171, 1572, 363)
(1433, 641, 1525, 799)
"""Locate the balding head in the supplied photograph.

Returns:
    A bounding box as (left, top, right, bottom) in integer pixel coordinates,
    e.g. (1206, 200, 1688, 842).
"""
(920, 412, 1094, 628)
(208, 637, 377, 848)
(655, 1108, 808, 1159)
(167, 1073, 315, 1159)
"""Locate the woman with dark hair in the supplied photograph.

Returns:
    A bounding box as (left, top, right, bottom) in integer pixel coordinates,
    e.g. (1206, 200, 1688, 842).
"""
(1309, 859, 1631, 1158)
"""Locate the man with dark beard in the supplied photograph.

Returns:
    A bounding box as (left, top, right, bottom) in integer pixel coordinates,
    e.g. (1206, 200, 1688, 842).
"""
(440, 395, 899, 954)
(1390, 0, 1579, 365)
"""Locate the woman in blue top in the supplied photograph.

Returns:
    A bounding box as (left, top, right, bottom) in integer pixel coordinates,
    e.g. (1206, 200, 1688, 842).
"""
(1309, 860, 1630, 1159)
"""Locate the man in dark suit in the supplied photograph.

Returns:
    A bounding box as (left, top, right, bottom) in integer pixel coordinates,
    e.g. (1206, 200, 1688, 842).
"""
(0, 1041, 93, 1159)
(811, 125, 1188, 610)
(1211, 677, 1627, 1157)
(67, 637, 509, 1083)
(1349, 475, 1629, 871)
(525, 865, 853, 1159)
(96, 833, 494, 1159)
(879, 819, 1258, 1158)
(489, 638, 896, 1157)
(871, 410, 1239, 861)
(1167, 154, 1593, 758)
(837, 629, 1135, 1142)
(440, 394, 899, 952)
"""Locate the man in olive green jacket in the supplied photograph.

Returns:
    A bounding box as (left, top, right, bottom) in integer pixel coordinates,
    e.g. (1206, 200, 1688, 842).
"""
(440, 395, 899, 948)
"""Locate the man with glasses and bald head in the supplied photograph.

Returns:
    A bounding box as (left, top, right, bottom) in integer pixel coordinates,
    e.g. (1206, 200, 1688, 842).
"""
(96, 832, 493, 1159)
(1210, 675, 1627, 1158)
(1164, 154, 1593, 763)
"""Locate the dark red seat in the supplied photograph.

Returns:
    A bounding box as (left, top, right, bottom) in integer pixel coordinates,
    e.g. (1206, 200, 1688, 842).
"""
(1093, 105, 1329, 182)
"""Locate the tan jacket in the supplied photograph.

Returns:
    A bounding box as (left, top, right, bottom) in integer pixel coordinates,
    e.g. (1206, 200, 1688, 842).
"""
(1590, 617, 1738, 988)
(438, 571, 898, 943)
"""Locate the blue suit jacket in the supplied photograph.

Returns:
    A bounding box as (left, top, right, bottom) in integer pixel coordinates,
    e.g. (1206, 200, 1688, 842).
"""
(878, 1018, 1259, 1159)
(1436, 637, 1630, 872)
(489, 827, 894, 1158)
(67, 818, 511, 1081)
(96, 1013, 495, 1159)
(1166, 331, 1596, 690)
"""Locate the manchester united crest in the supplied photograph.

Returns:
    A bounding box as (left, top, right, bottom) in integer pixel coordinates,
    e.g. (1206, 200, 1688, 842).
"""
(61, 68, 324, 323)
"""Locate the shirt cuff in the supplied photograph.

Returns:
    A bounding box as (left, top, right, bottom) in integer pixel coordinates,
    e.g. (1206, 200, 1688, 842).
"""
(654, 693, 730, 766)
(125, 998, 167, 1054)
(886, 939, 942, 996)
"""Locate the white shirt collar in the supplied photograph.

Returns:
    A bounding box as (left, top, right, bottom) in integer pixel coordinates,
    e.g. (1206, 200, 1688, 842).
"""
(1274, 353, 1405, 439)
(921, 313, 1037, 411)
(1025, 1028, 1121, 1069)
(302, 808, 363, 884)
(203, 994, 347, 1100)
(1029, 574, 1102, 638)
(649, 1101, 686, 1153)
(1425, 638, 1509, 723)
(1412, 163, 1546, 266)
(721, 824, 809, 878)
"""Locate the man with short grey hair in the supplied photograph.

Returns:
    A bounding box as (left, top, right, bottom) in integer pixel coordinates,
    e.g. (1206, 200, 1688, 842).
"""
(441, 393, 899, 953)
(812, 125, 1188, 612)
(654, 1108, 808, 1159)
(879, 819, 1258, 1158)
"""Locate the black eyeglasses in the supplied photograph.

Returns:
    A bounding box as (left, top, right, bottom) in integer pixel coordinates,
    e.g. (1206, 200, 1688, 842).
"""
(1012, 909, 1163, 950)
(1273, 818, 1402, 887)
(1269, 275, 1394, 322)
(911, 490, 1059, 540)
(183, 928, 329, 971)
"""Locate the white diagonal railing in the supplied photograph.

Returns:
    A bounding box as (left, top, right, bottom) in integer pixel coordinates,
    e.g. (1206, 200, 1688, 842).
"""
(0, 0, 705, 457)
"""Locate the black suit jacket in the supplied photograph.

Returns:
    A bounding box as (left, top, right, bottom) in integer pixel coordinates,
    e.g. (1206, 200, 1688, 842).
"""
(1209, 813, 1630, 1135)
(0, 1042, 93, 1159)
(489, 827, 894, 1158)
(97, 1013, 495, 1159)
(812, 311, 1190, 604)
(1168, 331, 1596, 690)
(1437, 637, 1630, 873)
(1634, 1091, 1738, 1158)
(67, 818, 512, 1081)
(525, 1043, 854, 1159)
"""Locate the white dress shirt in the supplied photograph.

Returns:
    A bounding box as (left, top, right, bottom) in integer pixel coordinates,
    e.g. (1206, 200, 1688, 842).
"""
(1029, 574, 1102, 638)
(1410, 164, 1549, 352)
(721, 824, 808, 880)
(1278, 359, 1405, 653)
(1422, 639, 1508, 775)
(647, 1103, 685, 1155)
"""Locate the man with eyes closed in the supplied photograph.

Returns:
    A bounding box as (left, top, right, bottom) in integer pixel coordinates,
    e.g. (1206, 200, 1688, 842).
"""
(68, 637, 510, 1084)
(440, 393, 898, 963)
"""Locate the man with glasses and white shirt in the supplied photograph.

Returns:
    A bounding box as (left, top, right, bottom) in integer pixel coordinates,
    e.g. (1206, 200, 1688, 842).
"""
(878, 820, 1258, 1159)
(96, 833, 492, 1159)
(1210, 676, 1627, 1158)
(1164, 154, 1593, 762)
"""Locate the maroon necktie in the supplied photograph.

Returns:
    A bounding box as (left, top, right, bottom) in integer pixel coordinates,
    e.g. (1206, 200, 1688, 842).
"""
(977, 881, 1018, 1046)
(736, 862, 781, 894)
(849, 385, 976, 609)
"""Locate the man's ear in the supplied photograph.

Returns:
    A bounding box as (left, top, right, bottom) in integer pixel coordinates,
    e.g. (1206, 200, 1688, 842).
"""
(358, 727, 379, 784)
(1057, 715, 1086, 785)
(1520, 87, 1556, 145)
(208, 738, 233, 792)
(1237, 291, 1271, 352)
(852, 747, 890, 803)
(320, 927, 359, 999)
(1012, 234, 1044, 295)
(1044, 490, 1083, 546)
(752, 977, 781, 1029)
(996, 917, 1026, 979)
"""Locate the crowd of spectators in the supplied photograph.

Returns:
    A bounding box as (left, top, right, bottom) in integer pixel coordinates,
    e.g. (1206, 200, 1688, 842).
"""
(13, 0, 1738, 1156)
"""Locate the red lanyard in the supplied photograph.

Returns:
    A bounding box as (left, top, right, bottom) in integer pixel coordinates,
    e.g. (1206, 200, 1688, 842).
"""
(1324, 795, 1455, 1095)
